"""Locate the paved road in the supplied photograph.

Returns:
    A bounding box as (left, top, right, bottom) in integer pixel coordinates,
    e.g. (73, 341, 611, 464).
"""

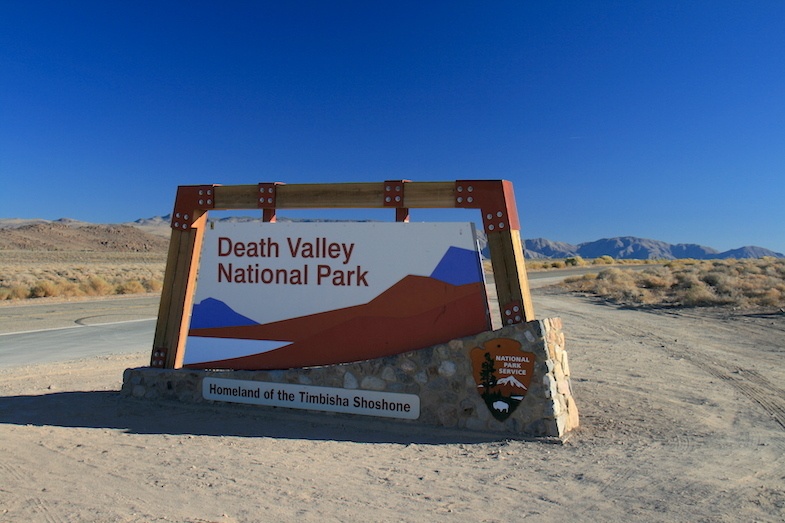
(0, 318, 156, 367)
(0, 295, 160, 334)
(0, 295, 160, 367)
(0, 267, 620, 367)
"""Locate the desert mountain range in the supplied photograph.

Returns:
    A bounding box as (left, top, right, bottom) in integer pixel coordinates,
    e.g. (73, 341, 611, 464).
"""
(524, 236, 784, 260)
(0, 216, 781, 259)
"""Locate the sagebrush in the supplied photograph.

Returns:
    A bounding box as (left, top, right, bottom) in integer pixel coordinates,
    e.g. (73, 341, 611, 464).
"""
(560, 258, 785, 309)
(0, 251, 166, 300)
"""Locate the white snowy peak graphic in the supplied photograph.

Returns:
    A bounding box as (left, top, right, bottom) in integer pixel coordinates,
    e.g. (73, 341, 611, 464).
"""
(497, 375, 527, 389)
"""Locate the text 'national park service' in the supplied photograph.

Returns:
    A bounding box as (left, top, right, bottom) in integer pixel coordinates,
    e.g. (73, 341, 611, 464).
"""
(215, 236, 369, 287)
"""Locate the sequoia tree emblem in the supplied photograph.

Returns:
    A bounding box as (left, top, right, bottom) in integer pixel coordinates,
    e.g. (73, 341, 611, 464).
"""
(470, 338, 535, 421)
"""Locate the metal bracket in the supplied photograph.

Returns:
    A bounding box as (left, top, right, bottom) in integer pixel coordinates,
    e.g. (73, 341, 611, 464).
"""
(171, 185, 216, 230)
(501, 300, 524, 325)
(383, 180, 407, 207)
(454, 180, 520, 234)
(258, 182, 282, 222)
(384, 180, 410, 222)
(257, 182, 280, 208)
(151, 347, 167, 368)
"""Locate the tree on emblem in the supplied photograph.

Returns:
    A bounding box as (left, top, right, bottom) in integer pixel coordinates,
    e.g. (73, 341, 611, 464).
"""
(479, 352, 497, 391)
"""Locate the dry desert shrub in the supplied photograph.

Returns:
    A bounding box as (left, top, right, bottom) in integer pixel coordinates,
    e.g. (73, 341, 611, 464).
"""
(561, 258, 785, 309)
(524, 257, 658, 271)
(595, 267, 656, 304)
(593, 255, 616, 265)
(84, 275, 114, 296)
(638, 266, 676, 290)
(0, 251, 165, 300)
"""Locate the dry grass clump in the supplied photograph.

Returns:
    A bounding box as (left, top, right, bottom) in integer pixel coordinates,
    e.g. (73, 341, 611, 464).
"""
(525, 256, 658, 271)
(561, 258, 785, 309)
(0, 251, 166, 301)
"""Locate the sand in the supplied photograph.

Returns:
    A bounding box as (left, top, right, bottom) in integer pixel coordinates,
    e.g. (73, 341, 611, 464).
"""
(1, 288, 784, 522)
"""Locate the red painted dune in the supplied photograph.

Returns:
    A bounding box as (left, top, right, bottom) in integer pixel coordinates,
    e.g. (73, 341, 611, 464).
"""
(185, 275, 489, 370)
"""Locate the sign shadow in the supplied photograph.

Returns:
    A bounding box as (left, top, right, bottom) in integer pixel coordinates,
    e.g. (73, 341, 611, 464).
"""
(0, 391, 516, 445)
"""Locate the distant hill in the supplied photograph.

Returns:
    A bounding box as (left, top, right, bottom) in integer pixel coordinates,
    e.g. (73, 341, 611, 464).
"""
(1, 217, 781, 259)
(523, 238, 579, 259)
(524, 236, 783, 260)
(714, 246, 784, 259)
(0, 219, 169, 252)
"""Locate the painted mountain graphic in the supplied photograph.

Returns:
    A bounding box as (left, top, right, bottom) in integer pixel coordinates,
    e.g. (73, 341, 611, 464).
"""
(497, 375, 528, 389)
(190, 297, 259, 329)
(186, 275, 489, 370)
(429, 246, 484, 286)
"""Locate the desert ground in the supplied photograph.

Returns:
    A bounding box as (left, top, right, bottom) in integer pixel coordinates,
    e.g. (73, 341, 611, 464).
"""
(1, 282, 784, 522)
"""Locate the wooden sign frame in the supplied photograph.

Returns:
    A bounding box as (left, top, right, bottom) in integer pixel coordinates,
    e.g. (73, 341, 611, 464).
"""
(150, 180, 534, 369)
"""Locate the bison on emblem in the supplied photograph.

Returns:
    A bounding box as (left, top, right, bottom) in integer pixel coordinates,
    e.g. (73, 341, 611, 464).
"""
(492, 400, 509, 413)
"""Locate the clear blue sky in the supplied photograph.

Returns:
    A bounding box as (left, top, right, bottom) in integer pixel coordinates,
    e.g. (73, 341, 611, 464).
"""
(2, 1, 783, 253)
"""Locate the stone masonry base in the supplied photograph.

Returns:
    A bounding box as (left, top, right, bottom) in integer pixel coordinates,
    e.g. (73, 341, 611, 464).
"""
(122, 318, 579, 439)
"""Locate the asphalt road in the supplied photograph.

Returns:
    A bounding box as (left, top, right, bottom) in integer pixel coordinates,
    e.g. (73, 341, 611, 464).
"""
(0, 295, 160, 367)
(0, 267, 612, 368)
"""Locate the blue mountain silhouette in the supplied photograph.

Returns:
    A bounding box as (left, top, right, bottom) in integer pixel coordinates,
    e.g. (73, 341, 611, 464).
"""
(430, 246, 484, 286)
(190, 297, 259, 329)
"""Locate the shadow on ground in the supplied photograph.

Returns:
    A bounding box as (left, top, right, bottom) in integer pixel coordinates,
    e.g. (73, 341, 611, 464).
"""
(0, 390, 540, 445)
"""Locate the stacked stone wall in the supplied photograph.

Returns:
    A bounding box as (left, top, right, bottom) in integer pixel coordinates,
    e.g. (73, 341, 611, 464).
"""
(122, 317, 579, 438)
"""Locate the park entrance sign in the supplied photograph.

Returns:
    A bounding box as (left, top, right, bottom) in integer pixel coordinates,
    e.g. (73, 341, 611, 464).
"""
(150, 180, 534, 370)
(137, 181, 580, 438)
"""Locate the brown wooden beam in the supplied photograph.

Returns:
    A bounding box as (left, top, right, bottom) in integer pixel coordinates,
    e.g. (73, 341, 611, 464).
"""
(486, 228, 535, 324)
(151, 211, 207, 368)
(211, 181, 464, 211)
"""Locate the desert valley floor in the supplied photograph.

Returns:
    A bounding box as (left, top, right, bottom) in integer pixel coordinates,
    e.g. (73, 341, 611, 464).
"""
(1, 287, 784, 522)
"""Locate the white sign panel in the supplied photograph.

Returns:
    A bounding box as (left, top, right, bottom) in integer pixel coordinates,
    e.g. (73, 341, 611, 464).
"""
(185, 221, 489, 369)
(203, 377, 420, 420)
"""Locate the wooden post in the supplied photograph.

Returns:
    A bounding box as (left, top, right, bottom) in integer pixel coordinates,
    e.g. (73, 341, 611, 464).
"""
(150, 211, 206, 368)
(486, 228, 535, 324)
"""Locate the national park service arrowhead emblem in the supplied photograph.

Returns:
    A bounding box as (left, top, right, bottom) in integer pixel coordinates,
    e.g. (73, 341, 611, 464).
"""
(470, 338, 535, 421)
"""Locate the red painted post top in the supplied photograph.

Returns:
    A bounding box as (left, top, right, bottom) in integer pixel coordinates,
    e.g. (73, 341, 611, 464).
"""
(170, 185, 217, 230)
(454, 180, 520, 234)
